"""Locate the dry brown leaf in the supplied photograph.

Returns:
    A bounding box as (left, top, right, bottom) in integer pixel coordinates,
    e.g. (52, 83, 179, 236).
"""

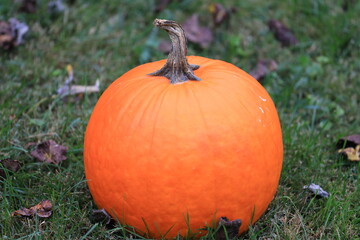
(30, 140, 68, 165)
(12, 200, 52, 218)
(182, 14, 213, 48)
(17, 0, 37, 13)
(0, 21, 14, 50)
(0, 18, 29, 50)
(208, 3, 235, 26)
(338, 146, 360, 162)
(215, 217, 242, 240)
(0, 158, 21, 178)
(249, 59, 278, 82)
(336, 134, 360, 161)
(337, 134, 360, 148)
(90, 209, 112, 225)
(268, 19, 298, 47)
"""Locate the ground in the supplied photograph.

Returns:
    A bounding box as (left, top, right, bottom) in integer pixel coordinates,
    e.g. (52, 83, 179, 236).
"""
(1, 0, 359, 239)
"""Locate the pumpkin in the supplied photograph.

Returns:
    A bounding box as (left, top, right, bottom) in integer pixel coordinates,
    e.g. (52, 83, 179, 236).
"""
(84, 19, 283, 239)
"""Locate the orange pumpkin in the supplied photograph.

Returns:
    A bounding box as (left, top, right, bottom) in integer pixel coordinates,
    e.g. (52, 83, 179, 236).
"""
(84, 19, 283, 239)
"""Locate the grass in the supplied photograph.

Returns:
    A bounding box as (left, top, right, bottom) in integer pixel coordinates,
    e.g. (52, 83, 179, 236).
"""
(1, 0, 359, 239)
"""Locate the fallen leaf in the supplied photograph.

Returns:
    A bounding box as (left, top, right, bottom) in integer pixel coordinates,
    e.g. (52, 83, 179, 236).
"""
(48, 0, 66, 14)
(215, 217, 242, 240)
(12, 200, 52, 218)
(0, 21, 14, 50)
(30, 140, 68, 165)
(208, 3, 235, 26)
(17, 0, 37, 13)
(336, 134, 360, 149)
(249, 59, 277, 82)
(158, 39, 172, 54)
(182, 14, 213, 48)
(10, 18, 29, 46)
(57, 65, 100, 98)
(154, 0, 172, 13)
(0, 18, 29, 50)
(303, 183, 330, 198)
(338, 146, 360, 162)
(0, 159, 21, 178)
(336, 134, 360, 162)
(90, 209, 112, 225)
(11, 208, 35, 217)
(268, 19, 298, 47)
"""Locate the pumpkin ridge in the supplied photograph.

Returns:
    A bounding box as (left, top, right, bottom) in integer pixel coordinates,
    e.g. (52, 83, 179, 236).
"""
(98, 75, 156, 113)
(199, 80, 254, 121)
(127, 81, 171, 135)
(147, 85, 173, 158)
(115, 81, 165, 132)
(185, 83, 218, 213)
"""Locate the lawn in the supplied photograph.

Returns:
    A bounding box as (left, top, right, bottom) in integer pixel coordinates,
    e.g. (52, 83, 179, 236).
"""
(1, 0, 359, 239)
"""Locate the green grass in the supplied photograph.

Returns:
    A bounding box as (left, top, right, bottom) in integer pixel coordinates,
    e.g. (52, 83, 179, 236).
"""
(1, 0, 359, 239)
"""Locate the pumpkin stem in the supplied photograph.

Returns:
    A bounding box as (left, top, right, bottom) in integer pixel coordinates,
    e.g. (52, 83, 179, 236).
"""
(149, 19, 201, 84)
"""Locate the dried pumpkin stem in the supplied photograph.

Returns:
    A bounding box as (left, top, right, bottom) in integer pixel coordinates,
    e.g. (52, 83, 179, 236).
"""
(149, 19, 201, 84)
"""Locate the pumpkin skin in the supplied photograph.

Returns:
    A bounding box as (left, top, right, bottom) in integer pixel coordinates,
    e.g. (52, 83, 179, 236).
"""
(84, 56, 283, 238)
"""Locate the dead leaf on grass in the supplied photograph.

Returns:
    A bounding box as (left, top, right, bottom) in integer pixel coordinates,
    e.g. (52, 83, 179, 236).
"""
(249, 59, 278, 82)
(0, 158, 21, 178)
(182, 14, 213, 48)
(12, 200, 52, 218)
(303, 183, 330, 198)
(336, 134, 360, 162)
(57, 65, 100, 98)
(90, 209, 112, 225)
(208, 3, 235, 27)
(268, 19, 298, 47)
(30, 140, 68, 165)
(0, 18, 29, 50)
(338, 146, 360, 161)
(215, 217, 242, 240)
(337, 134, 360, 148)
(17, 0, 37, 13)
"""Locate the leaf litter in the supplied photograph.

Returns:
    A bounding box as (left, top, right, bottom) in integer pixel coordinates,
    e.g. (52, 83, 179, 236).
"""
(0, 18, 29, 50)
(11, 200, 52, 218)
(0, 159, 21, 179)
(268, 19, 298, 47)
(57, 65, 100, 98)
(208, 3, 236, 27)
(90, 209, 112, 225)
(336, 134, 360, 161)
(182, 14, 213, 48)
(30, 140, 68, 165)
(303, 183, 330, 198)
(249, 59, 278, 82)
(215, 217, 242, 240)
